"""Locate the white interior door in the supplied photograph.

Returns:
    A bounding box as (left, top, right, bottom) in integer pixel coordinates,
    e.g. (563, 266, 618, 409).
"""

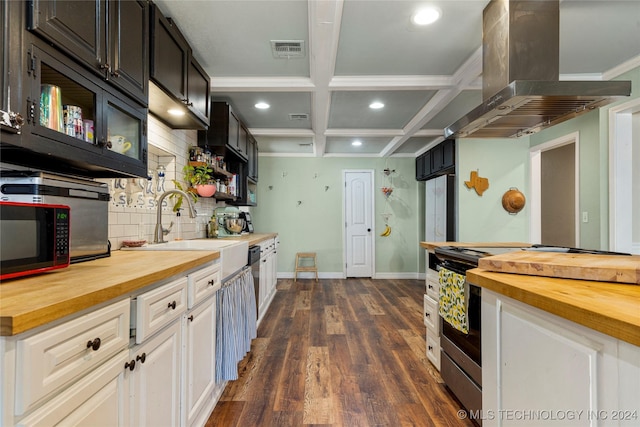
(609, 98, 640, 254)
(344, 170, 374, 278)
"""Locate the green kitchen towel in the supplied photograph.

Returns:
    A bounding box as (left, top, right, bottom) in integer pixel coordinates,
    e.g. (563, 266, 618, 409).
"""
(438, 267, 468, 334)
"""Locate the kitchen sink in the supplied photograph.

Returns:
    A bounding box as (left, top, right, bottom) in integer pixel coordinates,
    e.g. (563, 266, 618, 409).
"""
(123, 239, 248, 280)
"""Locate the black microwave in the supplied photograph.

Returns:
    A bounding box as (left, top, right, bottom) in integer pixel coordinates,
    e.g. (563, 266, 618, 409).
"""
(0, 201, 71, 280)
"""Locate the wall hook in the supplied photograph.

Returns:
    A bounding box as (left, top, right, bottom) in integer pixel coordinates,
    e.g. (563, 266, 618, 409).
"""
(282, 171, 288, 178)
(268, 185, 273, 190)
(324, 186, 329, 192)
(297, 201, 302, 206)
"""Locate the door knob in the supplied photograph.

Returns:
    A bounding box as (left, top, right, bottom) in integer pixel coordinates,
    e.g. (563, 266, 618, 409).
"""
(367, 228, 371, 232)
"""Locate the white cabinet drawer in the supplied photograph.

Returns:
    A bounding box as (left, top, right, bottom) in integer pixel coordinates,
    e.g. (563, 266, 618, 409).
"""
(16, 299, 130, 415)
(426, 329, 441, 371)
(426, 276, 439, 300)
(423, 294, 439, 334)
(16, 349, 129, 427)
(135, 277, 187, 344)
(187, 262, 221, 309)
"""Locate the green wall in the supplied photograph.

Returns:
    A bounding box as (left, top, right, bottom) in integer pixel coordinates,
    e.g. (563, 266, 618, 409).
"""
(529, 65, 640, 249)
(250, 157, 420, 276)
(457, 137, 531, 242)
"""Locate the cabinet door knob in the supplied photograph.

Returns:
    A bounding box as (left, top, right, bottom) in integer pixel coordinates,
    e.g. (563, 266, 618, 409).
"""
(86, 337, 101, 351)
(124, 360, 136, 371)
(188, 315, 194, 322)
(136, 353, 146, 364)
(168, 301, 177, 310)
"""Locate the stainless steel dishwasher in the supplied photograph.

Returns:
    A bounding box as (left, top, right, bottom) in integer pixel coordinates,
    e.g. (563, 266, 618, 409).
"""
(248, 245, 261, 319)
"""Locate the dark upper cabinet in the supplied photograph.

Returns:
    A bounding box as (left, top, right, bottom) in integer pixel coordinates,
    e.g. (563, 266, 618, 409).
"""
(226, 160, 257, 207)
(149, 4, 210, 129)
(415, 150, 431, 181)
(1, 38, 148, 178)
(27, 0, 149, 106)
(187, 55, 210, 124)
(198, 101, 248, 162)
(238, 124, 248, 159)
(415, 139, 455, 181)
(108, 0, 149, 105)
(247, 135, 258, 182)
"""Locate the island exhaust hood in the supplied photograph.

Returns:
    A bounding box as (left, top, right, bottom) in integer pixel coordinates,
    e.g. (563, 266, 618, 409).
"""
(444, 0, 631, 139)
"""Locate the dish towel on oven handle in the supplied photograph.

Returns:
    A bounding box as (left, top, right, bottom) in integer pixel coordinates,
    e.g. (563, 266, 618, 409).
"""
(438, 267, 469, 334)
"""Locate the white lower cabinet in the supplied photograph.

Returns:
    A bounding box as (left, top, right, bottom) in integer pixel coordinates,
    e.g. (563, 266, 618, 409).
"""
(128, 319, 183, 427)
(16, 349, 129, 427)
(424, 263, 440, 371)
(182, 295, 217, 427)
(2, 259, 224, 427)
(258, 237, 278, 321)
(482, 289, 640, 427)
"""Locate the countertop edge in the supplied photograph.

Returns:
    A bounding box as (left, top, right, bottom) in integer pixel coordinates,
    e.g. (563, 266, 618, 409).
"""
(468, 268, 640, 347)
(420, 241, 532, 252)
(1, 251, 220, 336)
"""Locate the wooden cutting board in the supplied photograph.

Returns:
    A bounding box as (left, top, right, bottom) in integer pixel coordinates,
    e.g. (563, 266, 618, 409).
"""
(478, 252, 640, 284)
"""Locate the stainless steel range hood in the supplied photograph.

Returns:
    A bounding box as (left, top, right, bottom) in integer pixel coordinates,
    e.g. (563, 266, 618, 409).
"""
(444, 0, 631, 139)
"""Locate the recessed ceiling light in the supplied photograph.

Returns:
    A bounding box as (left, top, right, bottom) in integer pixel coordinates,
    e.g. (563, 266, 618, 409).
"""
(255, 102, 270, 109)
(412, 6, 442, 26)
(369, 102, 384, 109)
(352, 140, 362, 146)
(168, 108, 185, 116)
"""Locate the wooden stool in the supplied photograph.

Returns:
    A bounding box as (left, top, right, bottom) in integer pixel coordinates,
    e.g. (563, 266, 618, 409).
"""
(294, 252, 318, 282)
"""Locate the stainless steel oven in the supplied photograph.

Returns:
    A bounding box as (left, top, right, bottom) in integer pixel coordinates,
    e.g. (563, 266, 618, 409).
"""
(433, 244, 631, 424)
(434, 249, 485, 423)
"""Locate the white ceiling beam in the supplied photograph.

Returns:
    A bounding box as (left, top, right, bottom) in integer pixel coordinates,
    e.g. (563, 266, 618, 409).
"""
(309, 0, 343, 157)
(379, 47, 483, 157)
(329, 75, 454, 91)
(324, 129, 402, 137)
(210, 77, 315, 92)
(249, 128, 315, 137)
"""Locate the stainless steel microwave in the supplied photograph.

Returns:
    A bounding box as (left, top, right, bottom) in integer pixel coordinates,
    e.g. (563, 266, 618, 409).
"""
(0, 201, 71, 280)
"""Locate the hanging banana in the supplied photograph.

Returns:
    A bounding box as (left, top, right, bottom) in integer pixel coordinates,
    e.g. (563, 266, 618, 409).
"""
(380, 224, 392, 237)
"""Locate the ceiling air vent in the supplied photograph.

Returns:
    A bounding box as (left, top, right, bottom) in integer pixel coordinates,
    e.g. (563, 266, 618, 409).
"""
(271, 40, 305, 59)
(289, 113, 309, 120)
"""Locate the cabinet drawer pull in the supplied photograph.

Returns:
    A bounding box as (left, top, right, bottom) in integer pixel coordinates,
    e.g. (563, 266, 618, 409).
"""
(86, 337, 101, 351)
(188, 315, 194, 322)
(425, 312, 430, 317)
(428, 345, 433, 351)
(124, 360, 136, 371)
(136, 353, 146, 364)
(167, 301, 177, 310)
(208, 279, 215, 286)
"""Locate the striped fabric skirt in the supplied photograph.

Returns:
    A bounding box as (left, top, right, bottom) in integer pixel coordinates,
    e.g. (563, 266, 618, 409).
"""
(215, 266, 257, 382)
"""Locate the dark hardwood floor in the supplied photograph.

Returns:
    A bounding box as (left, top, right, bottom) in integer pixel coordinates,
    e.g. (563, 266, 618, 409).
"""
(206, 278, 475, 426)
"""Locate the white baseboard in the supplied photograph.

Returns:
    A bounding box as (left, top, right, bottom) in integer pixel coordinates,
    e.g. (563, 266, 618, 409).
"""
(277, 272, 422, 280)
(374, 272, 421, 280)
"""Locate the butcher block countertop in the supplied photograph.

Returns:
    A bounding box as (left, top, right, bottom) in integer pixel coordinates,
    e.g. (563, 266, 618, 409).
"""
(0, 250, 219, 337)
(211, 232, 278, 246)
(420, 241, 531, 252)
(467, 268, 640, 347)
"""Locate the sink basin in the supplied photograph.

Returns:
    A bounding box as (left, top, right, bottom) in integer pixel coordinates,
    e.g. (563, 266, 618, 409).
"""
(123, 239, 248, 280)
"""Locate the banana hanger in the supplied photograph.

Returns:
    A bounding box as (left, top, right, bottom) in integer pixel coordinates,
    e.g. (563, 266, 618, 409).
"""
(380, 212, 392, 237)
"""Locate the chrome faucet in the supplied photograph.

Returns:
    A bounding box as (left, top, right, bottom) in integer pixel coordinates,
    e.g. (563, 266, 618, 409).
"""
(154, 190, 197, 244)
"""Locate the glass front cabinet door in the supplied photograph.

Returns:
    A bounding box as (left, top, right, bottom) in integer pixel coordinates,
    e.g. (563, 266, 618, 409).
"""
(11, 40, 147, 178)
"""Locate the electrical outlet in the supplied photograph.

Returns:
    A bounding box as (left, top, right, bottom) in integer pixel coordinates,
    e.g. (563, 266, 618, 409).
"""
(582, 211, 589, 223)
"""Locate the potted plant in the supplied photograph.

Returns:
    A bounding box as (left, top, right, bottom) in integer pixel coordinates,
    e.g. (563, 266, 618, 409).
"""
(184, 164, 217, 197)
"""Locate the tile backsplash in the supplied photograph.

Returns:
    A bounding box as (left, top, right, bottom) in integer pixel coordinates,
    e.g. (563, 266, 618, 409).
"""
(101, 116, 225, 250)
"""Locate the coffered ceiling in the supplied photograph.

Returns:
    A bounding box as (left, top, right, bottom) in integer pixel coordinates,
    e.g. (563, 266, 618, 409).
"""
(152, 0, 640, 157)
